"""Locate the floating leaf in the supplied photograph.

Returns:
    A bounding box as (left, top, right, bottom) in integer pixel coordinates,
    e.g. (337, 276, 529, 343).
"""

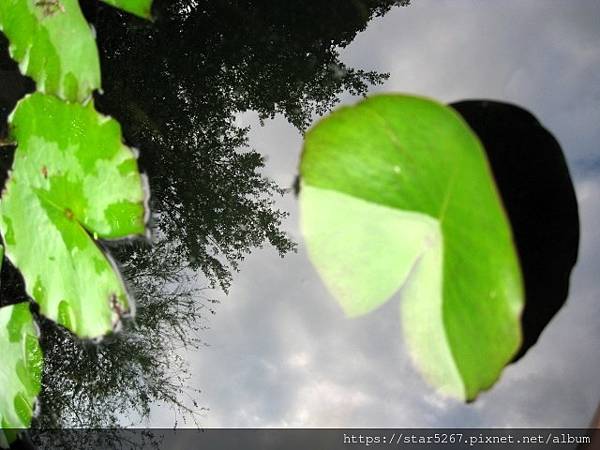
(101, 0, 153, 19)
(0, 0, 101, 102)
(300, 94, 524, 400)
(0, 93, 147, 338)
(0, 302, 43, 448)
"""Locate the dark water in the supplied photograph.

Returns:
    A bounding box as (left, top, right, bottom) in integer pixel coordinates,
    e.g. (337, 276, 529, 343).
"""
(0, 0, 598, 434)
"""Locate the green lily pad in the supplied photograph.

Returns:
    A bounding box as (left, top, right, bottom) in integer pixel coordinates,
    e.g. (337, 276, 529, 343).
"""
(101, 0, 153, 19)
(0, 0, 101, 102)
(300, 94, 524, 400)
(0, 93, 147, 339)
(0, 302, 43, 448)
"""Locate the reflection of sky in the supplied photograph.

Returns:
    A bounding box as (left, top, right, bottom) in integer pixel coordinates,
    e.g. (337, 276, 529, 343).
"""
(156, 0, 600, 427)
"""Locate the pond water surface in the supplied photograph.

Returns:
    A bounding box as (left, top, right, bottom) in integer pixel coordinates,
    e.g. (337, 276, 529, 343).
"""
(167, 0, 600, 428)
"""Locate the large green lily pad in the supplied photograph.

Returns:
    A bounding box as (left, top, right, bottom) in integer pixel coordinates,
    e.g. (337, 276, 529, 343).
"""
(0, 93, 147, 338)
(0, 302, 43, 448)
(0, 0, 101, 102)
(101, 0, 153, 19)
(300, 94, 524, 400)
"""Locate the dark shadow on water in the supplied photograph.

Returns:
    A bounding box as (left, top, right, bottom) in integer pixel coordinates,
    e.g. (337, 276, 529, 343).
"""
(451, 100, 580, 361)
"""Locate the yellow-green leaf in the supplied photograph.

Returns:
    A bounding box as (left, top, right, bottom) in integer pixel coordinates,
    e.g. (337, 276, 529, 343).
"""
(100, 0, 153, 19)
(300, 94, 524, 400)
(0, 93, 147, 338)
(0, 302, 42, 448)
(0, 0, 101, 102)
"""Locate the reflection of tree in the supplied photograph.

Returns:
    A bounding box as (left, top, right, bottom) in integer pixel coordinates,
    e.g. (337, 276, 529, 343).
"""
(34, 237, 211, 429)
(0, 0, 410, 432)
(88, 0, 409, 291)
